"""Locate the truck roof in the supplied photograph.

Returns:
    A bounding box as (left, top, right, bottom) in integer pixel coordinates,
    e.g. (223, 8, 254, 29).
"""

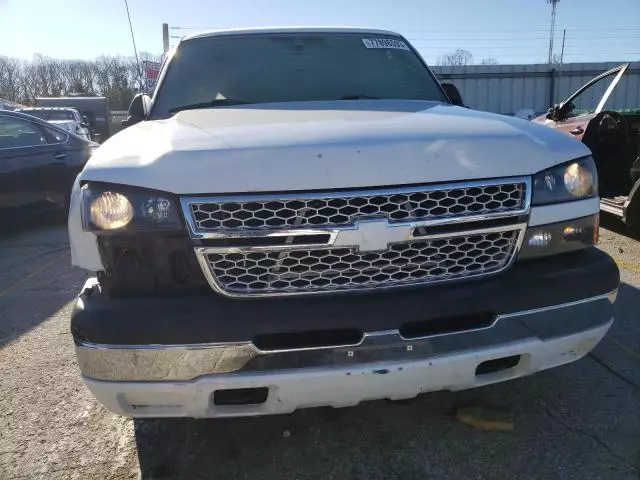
(183, 26, 403, 42)
(19, 107, 78, 111)
(37, 97, 107, 102)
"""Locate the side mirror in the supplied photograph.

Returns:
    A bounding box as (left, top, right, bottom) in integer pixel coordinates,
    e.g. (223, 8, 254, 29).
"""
(547, 102, 573, 121)
(546, 105, 562, 120)
(123, 93, 151, 127)
(441, 83, 465, 107)
(80, 122, 88, 128)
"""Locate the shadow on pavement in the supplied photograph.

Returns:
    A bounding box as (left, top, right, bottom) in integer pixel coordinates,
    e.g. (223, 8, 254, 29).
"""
(133, 282, 640, 480)
(600, 214, 640, 242)
(0, 215, 86, 347)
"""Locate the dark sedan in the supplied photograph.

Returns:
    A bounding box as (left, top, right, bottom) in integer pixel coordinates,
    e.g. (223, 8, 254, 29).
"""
(0, 109, 97, 221)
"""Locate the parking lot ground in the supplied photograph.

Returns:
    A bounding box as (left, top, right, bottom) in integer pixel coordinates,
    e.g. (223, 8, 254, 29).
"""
(1, 218, 639, 480)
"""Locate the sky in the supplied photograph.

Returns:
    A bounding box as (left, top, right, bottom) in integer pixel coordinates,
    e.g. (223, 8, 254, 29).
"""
(0, 0, 639, 65)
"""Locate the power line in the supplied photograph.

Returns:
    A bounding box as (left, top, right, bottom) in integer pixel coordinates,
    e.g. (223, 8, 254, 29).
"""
(411, 45, 640, 50)
(169, 25, 640, 33)
(165, 24, 640, 62)
(124, 0, 143, 89)
(404, 26, 640, 32)
(406, 35, 640, 41)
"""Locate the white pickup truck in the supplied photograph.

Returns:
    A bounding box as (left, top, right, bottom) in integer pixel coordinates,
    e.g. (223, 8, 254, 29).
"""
(17, 107, 92, 141)
(68, 27, 619, 419)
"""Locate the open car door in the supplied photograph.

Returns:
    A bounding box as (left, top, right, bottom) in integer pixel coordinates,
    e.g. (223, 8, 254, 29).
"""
(543, 63, 629, 140)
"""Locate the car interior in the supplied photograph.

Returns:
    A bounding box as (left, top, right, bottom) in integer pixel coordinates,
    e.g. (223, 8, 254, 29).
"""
(0, 117, 47, 149)
(555, 65, 640, 218)
(582, 110, 640, 198)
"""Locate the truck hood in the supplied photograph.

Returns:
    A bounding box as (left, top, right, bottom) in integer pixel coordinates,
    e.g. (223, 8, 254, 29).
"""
(80, 100, 590, 194)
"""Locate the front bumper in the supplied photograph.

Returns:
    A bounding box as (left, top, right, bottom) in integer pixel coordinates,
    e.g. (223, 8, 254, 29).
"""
(72, 248, 619, 418)
(82, 319, 612, 418)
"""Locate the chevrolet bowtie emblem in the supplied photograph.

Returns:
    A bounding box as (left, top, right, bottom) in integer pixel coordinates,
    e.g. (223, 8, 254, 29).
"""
(332, 218, 413, 252)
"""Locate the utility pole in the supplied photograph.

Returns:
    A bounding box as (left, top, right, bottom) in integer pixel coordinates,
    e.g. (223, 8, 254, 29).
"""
(547, 0, 560, 64)
(162, 23, 170, 54)
(558, 29, 566, 70)
(556, 28, 566, 102)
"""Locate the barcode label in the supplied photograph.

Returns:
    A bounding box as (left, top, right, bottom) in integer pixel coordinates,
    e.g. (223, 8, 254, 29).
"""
(362, 38, 410, 50)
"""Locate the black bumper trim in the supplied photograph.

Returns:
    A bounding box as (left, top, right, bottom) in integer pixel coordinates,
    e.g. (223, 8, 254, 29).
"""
(71, 248, 619, 345)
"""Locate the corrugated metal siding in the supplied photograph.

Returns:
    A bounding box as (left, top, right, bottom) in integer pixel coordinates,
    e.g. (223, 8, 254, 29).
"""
(432, 61, 640, 115)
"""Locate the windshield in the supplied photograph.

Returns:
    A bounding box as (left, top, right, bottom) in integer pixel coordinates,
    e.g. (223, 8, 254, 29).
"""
(21, 109, 75, 121)
(151, 33, 447, 118)
(563, 65, 628, 118)
(47, 110, 76, 121)
(20, 110, 49, 120)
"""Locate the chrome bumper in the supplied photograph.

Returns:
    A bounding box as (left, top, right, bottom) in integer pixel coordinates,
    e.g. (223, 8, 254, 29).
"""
(75, 291, 616, 382)
(82, 321, 613, 418)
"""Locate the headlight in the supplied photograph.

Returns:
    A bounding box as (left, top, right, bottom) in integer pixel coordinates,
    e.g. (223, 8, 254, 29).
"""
(81, 184, 182, 232)
(532, 157, 597, 205)
(90, 192, 134, 229)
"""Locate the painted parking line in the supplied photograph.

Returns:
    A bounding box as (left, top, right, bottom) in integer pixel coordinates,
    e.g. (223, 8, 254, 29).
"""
(610, 255, 640, 275)
(0, 252, 67, 299)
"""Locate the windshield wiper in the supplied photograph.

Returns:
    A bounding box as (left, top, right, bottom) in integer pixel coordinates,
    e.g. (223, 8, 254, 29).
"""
(340, 95, 380, 100)
(169, 99, 253, 114)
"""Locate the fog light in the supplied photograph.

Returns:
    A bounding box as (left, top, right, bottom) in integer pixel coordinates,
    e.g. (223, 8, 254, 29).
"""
(528, 231, 552, 248)
(90, 192, 134, 230)
(562, 226, 584, 241)
(519, 215, 597, 261)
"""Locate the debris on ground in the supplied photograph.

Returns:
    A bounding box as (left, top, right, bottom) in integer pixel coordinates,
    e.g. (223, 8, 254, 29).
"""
(455, 406, 514, 432)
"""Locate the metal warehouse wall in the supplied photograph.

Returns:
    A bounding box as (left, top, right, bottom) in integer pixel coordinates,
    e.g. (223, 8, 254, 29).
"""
(432, 61, 640, 116)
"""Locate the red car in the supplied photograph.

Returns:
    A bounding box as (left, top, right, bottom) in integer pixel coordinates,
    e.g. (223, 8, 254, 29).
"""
(534, 63, 639, 225)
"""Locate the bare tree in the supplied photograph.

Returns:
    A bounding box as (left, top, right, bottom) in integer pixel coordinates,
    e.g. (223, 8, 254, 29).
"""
(0, 53, 157, 109)
(437, 49, 473, 66)
(480, 57, 499, 65)
(0, 57, 24, 102)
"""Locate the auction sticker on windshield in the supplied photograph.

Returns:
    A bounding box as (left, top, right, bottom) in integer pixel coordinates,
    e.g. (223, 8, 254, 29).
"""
(362, 38, 410, 50)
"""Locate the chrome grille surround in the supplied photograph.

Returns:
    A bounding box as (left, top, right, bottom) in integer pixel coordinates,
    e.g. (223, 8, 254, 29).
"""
(204, 228, 522, 295)
(188, 181, 527, 232)
(181, 177, 531, 297)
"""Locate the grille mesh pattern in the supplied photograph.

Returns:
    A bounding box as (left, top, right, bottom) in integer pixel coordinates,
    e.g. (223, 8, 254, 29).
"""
(190, 183, 525, 231)
(206, 230, 520, 295)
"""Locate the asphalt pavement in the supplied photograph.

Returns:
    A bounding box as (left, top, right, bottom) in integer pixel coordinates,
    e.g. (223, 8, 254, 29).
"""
(0, 216, 639, 480)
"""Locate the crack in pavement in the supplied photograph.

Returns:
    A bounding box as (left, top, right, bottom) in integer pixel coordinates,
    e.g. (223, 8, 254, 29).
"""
(588, 352, 640, 391)
(538, 401, 639, 475)
(511, 385, 639, 474)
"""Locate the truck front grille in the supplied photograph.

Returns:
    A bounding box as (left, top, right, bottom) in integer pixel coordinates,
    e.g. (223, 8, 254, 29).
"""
(205, 230, 521, 295)
(189, 182, 525, 231)
(182, 178, 530, 297)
